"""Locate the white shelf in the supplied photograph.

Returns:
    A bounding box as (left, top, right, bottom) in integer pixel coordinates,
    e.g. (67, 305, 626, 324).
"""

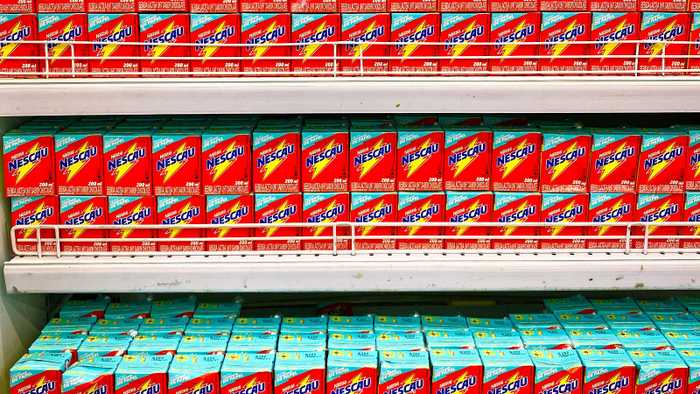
(4, 77, 700, 116)
(5, 252, 700, 293)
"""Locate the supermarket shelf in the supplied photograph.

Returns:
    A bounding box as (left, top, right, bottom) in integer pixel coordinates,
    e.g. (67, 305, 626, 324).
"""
(5, 77, 700, 116)
(5, 252, 700, 293)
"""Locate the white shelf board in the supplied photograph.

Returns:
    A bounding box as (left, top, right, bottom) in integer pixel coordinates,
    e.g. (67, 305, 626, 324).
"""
(5, 252, 700, 293)
(4, 77, 700, 116)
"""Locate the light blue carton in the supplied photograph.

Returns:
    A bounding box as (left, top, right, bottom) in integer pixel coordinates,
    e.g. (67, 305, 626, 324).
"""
(565, 328, 621, 349)
(556, 312, 607, 329)
(613, 328, 672, 350)
(328, 315, 374, 333)
(479, 348, 533, 386)
(529, 349, 582, 388)
(104, 301, 152, 320)
(636, 298, 687, 313)
(274, 351, 326, 390)
(376, 331, 425, 351)
(602, 311, 654, 329)
(29, 335, 85, 361)
(468, 317, 514, 330)
(193, 301, 242, 319)
(168, 354, 224, 392)
(677, 296, 700, 311)
(509, 313, 560, 329)
(281, 316, 329, 333)
(41, 317, 95, 336)
(379, 350, 430, 389)
(663, 330, 700, 349)
(62, 356, 122, 393)
(89, 319, 142, 336)
(327, 349, 378, 389)
(518, 327, 572, 349)
(589, 297, 639, 312)
(59, 297, 110, 319)
(128, 334, 182, 355)
(278, 332, 327, 351)
(139, 317, 190, 335)
(648, 313, 699, 331)
(177, 333, 230, 354)
(678, 349, 700, 393)
(627, 349, 688, 391)
(430, 348, 482, 392)
(544, 295, 594, 314)
(424, 328, 475, 349)
(234, 317, 282, 333)
(374, 315, 422, 332)
(10, 352, 72, 394)
(115, 354, 173, 393)
(77, 335, 133, 360)
(221, 352, 275, 391)
(151, 296, 197, 318)
(421, 316, 467, 330)
(328, 332, 377, 350)
(186, 317, 235, 335)
(227, 331, 279, 352)
(472, 328, 523, 349)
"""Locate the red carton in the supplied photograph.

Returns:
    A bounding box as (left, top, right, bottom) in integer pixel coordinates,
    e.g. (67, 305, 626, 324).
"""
(541, 132, 591, 193)
(3, 132, 55, 197)
(88, 14, 138, 76)
(11, 195, 58, 254)
(206, 194, 254, 251)
(351, 192, 397, 250)
(640, 0, 686, 11)
(541, 193, 589, 249)
(637, 131, 688, 193)
(444, 128, 492, 190)
(686, 130, 700, 191)
(539, 12, 591, 72)
(350, 130, 396, 192)
(439, 13, 490, 74)
(292, 14, 340, 75)
(0, 14, 38, 75)
(0, 0, 33, 13)
(302, 192, 350, 250)
(492, 130, 541, 192)
(590, 132, 641, 193)
(639, 12, 689, 72)
(291, 0, 335, 13)
(588, 192, 636, 249)
(191, 14, 240, 75)
(541, 0, 586, 11)
(590, 12, 640, 72)
(490, 12, 540, 73)
(241, 13, 290, 74)
(87, 0, 134, 13)
(157, 195, 204, 252)
(589, 0, 635, 10)
(339, 0, 385, 13)
(202, 130, 251, 195)
(253, 130, 300, 193)
(445, 191, 492, 249)
(633, 193, 683, 249)
(38, 14, 88, 76)
(390, 13, 439, 72)
(38, 0, 84, 13)
(397, 129, 444, 191)
(190, 0, 237, 13)
(389, 0, 434, 11)
(302, 130, 349, 192)
(397, 191, 445, 249)
(691, 14, 700, 71)
(138, 0, 186, 13)
(153, 133, 202, 196)
(241, 0, 286, 11)
(683, 192, 700, 249)
(108, 195, 156, 252)
(490, 0, 537, 11)
(59, 195, 108, 253)
(55, 132, 104, 195)
(255, 193, 302, 251)
(139, 14, 190, 76)
(341, 13, 389, 74)
(493, 192, 541, 249)
(439, 0, 485, 12)
(104, 133, 152, 196)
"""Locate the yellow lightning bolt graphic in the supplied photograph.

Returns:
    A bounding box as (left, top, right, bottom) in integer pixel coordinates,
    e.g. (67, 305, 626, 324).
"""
(610, 374, 621, 385)
(503, 373, 521, 394)
(99, 21, 123, 64)
(453, 138, 479, 177)
(501, 140, 528, 179)
(454, 372, 471, 394)
(34, 377, 46, 390)
(550, 21, 577, 59)
(353, 22, 376, 60)
(211, 141, 237, 182)
(649, 21, 677, 61)
(499, 21, 526, 61)
(313, 200, 338, 237)
(551, 142, 578, 181)
(162, 143, 188, 184)
(647, 143, 676, 181)
(87, 383, 99, 394)
(113, 143, 139, 184)
(599, 143, 628, 181)
(401, 22, 426, 61)
(140, 380, 152, 392)
(217, 202, 242, 238)
(169, 202, 192, 238)
(0, 22, 24, 64)
(14, 143, 41, 184)
(558, 376, 570, 387)
(265, 201, 289, 237)
(64, 141, 91, 183)
(201, 21, 227, 61)
(601, 20, 627, 59)
(311, 139, 336, 179)
(360, 200, 386, 236)
(450, 21, 476, 63)
(358, 139, 384, 179)
(120, 203, 143, 239)
(261, 140, 287, 181)
(693, 158, 700, 178)
(456, 200, 483, 236)
(192, 381, 205, 393)
(503, 201, 529, 236)
(253, 22, 277, 62)
(406, 139, 432, 178)
(404, 375, 415, 386)
(299, 375, 312, 389)
(407, 200, 432, 236)
(693, 224, 700, 237)
(550, 200, 577, 237)
(245, 377, 258, 389)
(303, 21, 326, 62)
(661, 374, 675, 387)
(50, 21, 73, 64)
(151, 21, 175, 63)
(646, 200, 671, 235)
(597, 199, 624, 236)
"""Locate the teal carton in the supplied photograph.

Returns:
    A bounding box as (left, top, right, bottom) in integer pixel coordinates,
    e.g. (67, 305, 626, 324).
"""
(589, 297, 639, 312)
(90, 319, 141, 336)
(678, 349, 700, 394)
(194, 301, 242, 319)
(234, 317, 282, 333)
(421, 316, 467, 330)
(127, 334, 182, 355)
(221, 352, 275, 394)
(519, 327, 572, 349)
(627, 350, 688, 394)
(613, 328, 672, 350)
(375, 315, 422, 332)
(424, 328, 475, 349)
(664, 331, 700, 349)
(59, 297, 110, 319)
(509, 314, 560, 329)
(115, 354, 172, 394)
(565, 328, 621, 349)
(168, 354, 224, 394)
(177, 334, 230, 355)
(648, 313, 699, 331)
(278, 332, 327, 351)
(104, 301, 152, 320)
(138, 317, 189, 335)
(227, 331, 278, 352)
(327, 350, 378, 394)
(544, 295, 594, 314)
(151, 296, 197, 318)
(529, 349, 583, 394)
(186, 318, 235, 335)
(29, 335, 85, 363)
(10, 352, 72, 394)
(378, 351, 430, 394)
(429, 349, 482, 394)
(328, 315, 374, 333)
(479, 349, 534, 394)
(602, 311, 654, 329)
(328, 332, 377, 350)
(62, 356, 121, 394)
(468, 317, 513, 330)
(76, 335, 132, 360)
(636, 298, 686, 313)
(376, 331, 425, 351)
(472, 329, 523, 349)
(274, 352, 326, 394)
(281, 316, 328, 333)
(576, 349, 635, 394)
(556, 313, 607, 329)
(41, 318, 95, 336)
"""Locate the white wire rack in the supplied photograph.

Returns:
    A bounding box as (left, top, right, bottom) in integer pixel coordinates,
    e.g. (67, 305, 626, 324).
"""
(1, 39, 699, 77)
(11, 221, 700, 257)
